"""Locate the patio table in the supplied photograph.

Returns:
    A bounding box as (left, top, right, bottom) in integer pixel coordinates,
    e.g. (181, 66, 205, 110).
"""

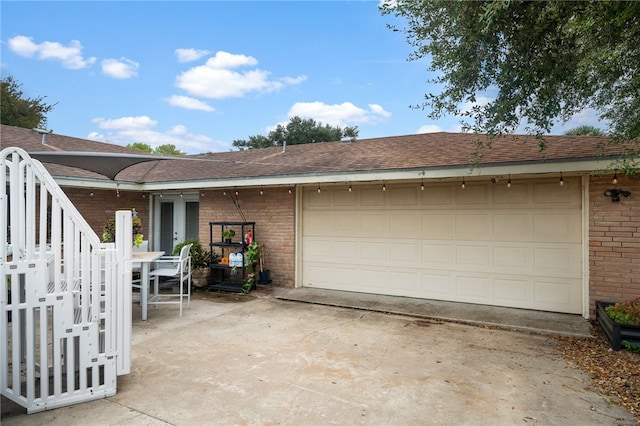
(132, 251, 164, 320)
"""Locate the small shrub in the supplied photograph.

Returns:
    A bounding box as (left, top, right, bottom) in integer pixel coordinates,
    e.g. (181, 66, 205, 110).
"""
(605, 297, 640, 325)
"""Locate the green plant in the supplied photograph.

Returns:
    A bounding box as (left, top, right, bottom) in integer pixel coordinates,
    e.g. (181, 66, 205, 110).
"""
(242, 241, 262, 294)
(102, 212, 144, 247)
(172, 239, 216, 269)
(622, 341, 640, 352)
(605, 297, 640, 325)
(221, 229, 236, 240)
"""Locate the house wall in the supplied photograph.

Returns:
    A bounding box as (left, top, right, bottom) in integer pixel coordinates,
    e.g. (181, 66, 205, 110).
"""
(63, 188, 150, 240)
(589, 175, 640, 315)
(198, 187, 296, 288)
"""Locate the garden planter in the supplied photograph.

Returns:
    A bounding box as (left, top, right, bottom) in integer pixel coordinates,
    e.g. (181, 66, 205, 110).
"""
(258, 270, 271, 284)
(191, 267, 211, 288)
(596, 301, 640, 351)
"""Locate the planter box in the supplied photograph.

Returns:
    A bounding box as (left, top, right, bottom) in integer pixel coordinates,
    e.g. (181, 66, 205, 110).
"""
(596, 301, 640, 351)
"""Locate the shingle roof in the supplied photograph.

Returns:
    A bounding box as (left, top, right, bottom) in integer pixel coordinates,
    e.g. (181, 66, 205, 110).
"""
(1, 124, 626, 184)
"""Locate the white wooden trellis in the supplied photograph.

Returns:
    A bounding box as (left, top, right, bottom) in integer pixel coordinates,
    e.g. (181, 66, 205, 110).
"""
(1, 147, 132, 413)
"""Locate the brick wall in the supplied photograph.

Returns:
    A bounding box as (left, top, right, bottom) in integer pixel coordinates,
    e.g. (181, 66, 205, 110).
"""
(589, 175, 640, 314)
(63, 188, 150, 239)
(198, 188, 296, 287)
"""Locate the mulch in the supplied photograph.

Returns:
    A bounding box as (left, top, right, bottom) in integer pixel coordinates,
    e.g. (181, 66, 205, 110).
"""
(554, 322, 640, 423)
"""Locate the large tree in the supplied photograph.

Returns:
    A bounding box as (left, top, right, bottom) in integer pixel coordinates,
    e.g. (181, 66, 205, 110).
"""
(232, 116, 359, 150)
(1, 76, 56, 130)
(380, 1, 640, 147)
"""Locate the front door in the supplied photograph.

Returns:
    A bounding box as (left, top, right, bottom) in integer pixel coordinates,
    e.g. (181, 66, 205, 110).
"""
(153, 193, 199, 254)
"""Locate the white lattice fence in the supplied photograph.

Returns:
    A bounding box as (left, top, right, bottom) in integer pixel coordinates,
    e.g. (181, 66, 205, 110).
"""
(1, 147, 132, 413)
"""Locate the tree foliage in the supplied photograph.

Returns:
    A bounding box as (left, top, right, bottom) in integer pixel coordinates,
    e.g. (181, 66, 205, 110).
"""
(126, 142, 185, 156)
(380, 1, 640, 145)
(232, 116, 359, 150)
(1, 76, 56, 130)
(564, 125, 605, 136)
(126, 142, 154, 153)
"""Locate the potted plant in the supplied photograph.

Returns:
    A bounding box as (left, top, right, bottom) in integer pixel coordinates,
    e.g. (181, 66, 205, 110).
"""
(173, 239, 219, 288)
(221, 229, 236, 244)
(243, 242, 270, 290)
(596, 298, 640, 351)
(102, 210, 144, 247)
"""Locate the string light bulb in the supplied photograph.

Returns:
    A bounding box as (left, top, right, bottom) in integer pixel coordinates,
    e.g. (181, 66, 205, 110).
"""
(288, 187, 293, 194)
(382, 181, 386, 192)
(259, 187, 264, 195)
(559, 172, 564, 186)
(613, 171, 618, 185)
(223, 189, 227, 196)
(317, 186, 321, 193)
(461, 177, 466, 189)
(421, 179, 425, 191)
(235, 189, 239, 196)
(507, 175, 512, 188)
(348, 182, 352, 192)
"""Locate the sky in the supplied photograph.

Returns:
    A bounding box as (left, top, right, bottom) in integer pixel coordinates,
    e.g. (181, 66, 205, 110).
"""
(1, 1, 600, 155)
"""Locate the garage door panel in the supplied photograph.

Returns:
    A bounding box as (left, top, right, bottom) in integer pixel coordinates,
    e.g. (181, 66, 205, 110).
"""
(493, 246, 529, 273)
(302, 181, 583, 314)
(533, 246, 581, 277)
(334, 240, 359, 260)
(390, 242, 419, 265)
(533, 179, 581, 205)
(421, 214, 452, 239)
(533, 214, 581, 242)
(420, 273, 456, 295)
(493, 214, 530, 239)
(493, 184, 529, 204)
(390, 270, 422, 292)
(303, 238, 331, 257)
(361, 241, 386, 261)
(390, 187, 419, 205)
(361, 269, 389, 290)
(457, 245, 491, 267)
(457, 275, 493, 299)
(494, 278, 531, 303)
(421, 185, 452, 205)
(334, 213, 360, 236)
(303, 212, 331, 236)
(422, 243, 453, 266)
(360, 214, 389, 238)
(360, 188, 385, 206)
(455, 214, 493, 238)
(455, 184, 489, 205)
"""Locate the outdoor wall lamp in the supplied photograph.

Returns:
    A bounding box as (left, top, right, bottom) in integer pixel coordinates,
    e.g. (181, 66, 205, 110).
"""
(604, 189, 631, 202)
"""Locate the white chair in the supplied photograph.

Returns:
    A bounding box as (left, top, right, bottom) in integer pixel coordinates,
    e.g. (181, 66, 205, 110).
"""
(148, 243, 192, 317)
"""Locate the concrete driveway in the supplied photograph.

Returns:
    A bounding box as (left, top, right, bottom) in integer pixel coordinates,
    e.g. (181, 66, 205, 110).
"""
(2, 290, 635, 425)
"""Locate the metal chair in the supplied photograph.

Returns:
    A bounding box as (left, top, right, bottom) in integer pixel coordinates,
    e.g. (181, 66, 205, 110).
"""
(148, 243, 192, 317)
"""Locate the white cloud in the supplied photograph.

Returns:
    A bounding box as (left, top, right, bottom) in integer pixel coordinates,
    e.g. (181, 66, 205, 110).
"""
(176, 50, 305, 99)
(552, 108, 609, 134)
(459, 96, 493, 114)
(417, 124, 444, 133)
(175, 48, 211, 63)
(7, 35, 96, 69)
(101, 58, 139, 79)
(88, 116, 229, 153)
(92, 116, 157, 130)
(287, 101, 392, 127)
(166, 95, 214, 112)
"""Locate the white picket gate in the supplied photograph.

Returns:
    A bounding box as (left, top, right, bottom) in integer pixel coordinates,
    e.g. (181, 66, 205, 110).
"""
(1, 147, 132, 413)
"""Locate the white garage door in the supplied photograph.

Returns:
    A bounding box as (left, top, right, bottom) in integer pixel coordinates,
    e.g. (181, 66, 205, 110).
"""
(301, 177, 583, 314)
